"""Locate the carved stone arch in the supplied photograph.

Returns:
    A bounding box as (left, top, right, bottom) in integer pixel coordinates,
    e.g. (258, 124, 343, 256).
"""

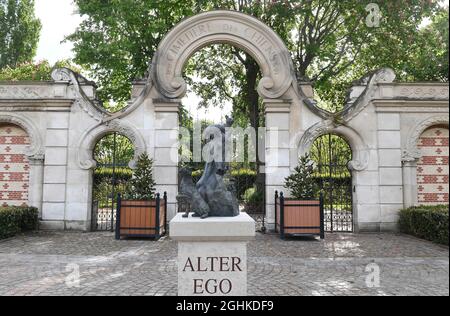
(77, 119, 147, 170)
(0, 112, 44, 160)
(298, 120, 370, 171)
(402, 115, 450, 162)
(151, 10, 295, 100)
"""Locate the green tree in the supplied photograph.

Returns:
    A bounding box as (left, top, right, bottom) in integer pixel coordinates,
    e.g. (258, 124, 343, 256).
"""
(66, 0, 213, 107)
(285, 154, 320, 200)
(67, 0, 445, 114)
(0, 60, 82, 81)
(126, 153, 156, 200)
(0, 0, 41, 69)
(94, 133, 134, 166)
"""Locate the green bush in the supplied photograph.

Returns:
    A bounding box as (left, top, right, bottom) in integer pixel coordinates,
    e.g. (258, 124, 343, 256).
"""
(17, 207, 39, 231)
(242, 186, 264, 212)
(191, 169, 203, 184)
(124, 153, 156, 200)
(230, 169, 257, 199)
(0, 60, 83, 81)
(285, 154, 320, 200)
(399, 205, 449, 245)
(0, 207, 38, 239)
(93, 167, 133, 184)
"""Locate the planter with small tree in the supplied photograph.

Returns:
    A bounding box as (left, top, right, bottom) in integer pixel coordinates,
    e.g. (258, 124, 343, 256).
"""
(276, 154, 324, 239)
(115, 153, 167, 240)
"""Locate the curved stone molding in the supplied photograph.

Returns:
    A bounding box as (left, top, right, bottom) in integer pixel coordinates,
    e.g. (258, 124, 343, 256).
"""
(102, 76, 154, 123)
(51, 68, 108, 122)
(151, 10, 295, 100)
(0, 113, 44, 160)
(342, 68, 396, 121)
(402, 115, 449, 162)
(298, 120, 370, 171)
(77, 119, 147, 170)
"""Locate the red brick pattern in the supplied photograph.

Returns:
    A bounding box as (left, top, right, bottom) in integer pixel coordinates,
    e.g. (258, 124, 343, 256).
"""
(0, 124, 30, 207)
(417, 127, 449, 205)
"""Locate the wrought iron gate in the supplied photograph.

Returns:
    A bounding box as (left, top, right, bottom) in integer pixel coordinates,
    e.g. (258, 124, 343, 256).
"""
(91, 132, 134, 231)
(311, 134, 353, 232)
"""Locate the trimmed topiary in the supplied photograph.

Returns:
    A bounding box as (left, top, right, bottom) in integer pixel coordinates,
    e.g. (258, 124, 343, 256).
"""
(399, 205, 449, 245)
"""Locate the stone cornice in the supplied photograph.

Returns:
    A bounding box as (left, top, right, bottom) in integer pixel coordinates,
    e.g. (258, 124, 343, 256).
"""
(373, 99, 449, 112)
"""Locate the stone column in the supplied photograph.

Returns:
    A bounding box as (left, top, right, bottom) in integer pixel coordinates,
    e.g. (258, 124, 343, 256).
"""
(264, 100, 291, 231)
(170, 213, 255, 296)
(402, 159, 418, 208)
(377, 113, 403, 231)
(28, 158, 44, 217)
(153, 100, 180, 221)
(41, 122, 69, 230)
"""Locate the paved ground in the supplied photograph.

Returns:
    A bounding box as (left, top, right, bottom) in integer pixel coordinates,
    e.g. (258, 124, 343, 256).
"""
(0, 231, 448, 296)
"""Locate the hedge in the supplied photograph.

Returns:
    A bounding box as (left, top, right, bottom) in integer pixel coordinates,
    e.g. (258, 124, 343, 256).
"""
(0, 207, 39, 240)
(93, 167, 133, 184)
(399, 205, 449, 245)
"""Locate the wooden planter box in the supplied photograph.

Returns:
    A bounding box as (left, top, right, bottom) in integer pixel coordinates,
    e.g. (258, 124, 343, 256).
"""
(115, 193, 167, 240)
(275, 191, 324, 239)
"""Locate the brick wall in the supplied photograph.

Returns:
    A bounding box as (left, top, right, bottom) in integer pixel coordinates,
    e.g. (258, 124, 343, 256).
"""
(0, 124, 30, 207)
(417, 126, 449, 205)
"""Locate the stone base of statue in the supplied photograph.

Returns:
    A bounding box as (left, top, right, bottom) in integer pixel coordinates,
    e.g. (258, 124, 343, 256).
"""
(170, 213, 255, 296)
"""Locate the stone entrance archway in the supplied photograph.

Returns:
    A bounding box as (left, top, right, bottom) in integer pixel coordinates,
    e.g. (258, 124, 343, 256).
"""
(2, 10, 447, 232)
(151, 10, 295, 100)
(148, 10, 298, 226)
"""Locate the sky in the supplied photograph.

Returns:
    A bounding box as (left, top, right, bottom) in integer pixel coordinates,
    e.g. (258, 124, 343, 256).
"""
(33, 0, 231, 122)
(34, 0, 82, 65)
(33, 0, 448, 122)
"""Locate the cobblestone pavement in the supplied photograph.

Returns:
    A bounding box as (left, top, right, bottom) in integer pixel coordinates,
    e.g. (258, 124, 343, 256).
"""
(0, 231, 448, 296)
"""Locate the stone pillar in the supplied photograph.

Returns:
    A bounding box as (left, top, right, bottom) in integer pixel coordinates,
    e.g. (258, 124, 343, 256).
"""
(264, 100, 291, 231)
(153, 100, 180, 221)
(28, 158, 44, 216)
(41, 121, 69, 230)
(402, 159, 418, 208)
(377, 113, 403, 231)
(170, 213, 255, 296)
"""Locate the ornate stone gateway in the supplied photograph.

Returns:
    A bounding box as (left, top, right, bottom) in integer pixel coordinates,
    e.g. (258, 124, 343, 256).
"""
(0, 10, 448, 232)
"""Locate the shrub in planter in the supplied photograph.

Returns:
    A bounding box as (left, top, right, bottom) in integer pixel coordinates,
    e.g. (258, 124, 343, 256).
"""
(124, 153, 156, 200)
(399, 205, 449, 245)
(285, 154, 320, 200)
(279, 154, 323, 238)
(118, 153, 165, 239)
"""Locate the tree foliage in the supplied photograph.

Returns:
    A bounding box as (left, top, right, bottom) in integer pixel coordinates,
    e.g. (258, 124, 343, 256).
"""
(0, 60, 82, 81)
(93, 133, 134, 166)
(67, 0, 447, 114)
(126, 153, 156, 200)
(285, 154, 320, 200)
(66, 0, 212, 106)
(0, 0, 41, 69)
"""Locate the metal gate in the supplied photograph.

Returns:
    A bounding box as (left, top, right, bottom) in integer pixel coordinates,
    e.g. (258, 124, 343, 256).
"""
(91, 132, 134, 231)
(311, 134, 353, 232)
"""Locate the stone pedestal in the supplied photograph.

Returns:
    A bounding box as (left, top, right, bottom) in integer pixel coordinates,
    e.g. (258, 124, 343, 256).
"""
(170, 213, 255, 296)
